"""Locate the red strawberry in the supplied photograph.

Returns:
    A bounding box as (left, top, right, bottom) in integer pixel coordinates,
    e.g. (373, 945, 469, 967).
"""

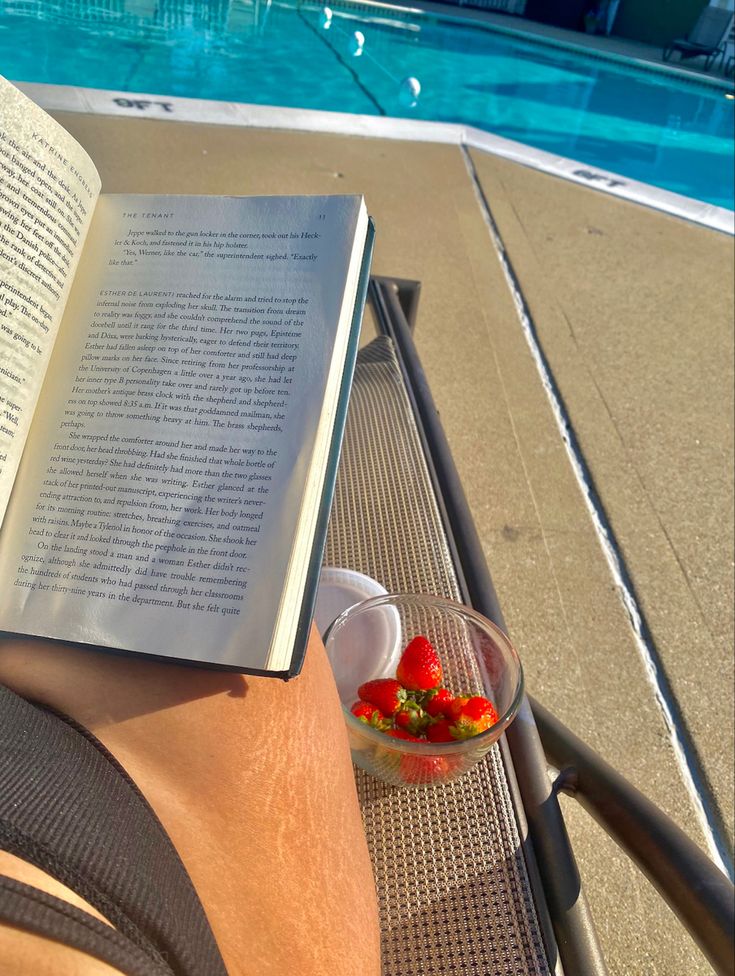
(384, 728, 424, 741)
(399, 753, 451, 785)
(446, 695, 471, 722)
(396, 636, 442, 692)
(358, 678, 405, 716)
(424, 687, 454, 718)
(450, 696, 499, 739)
(426, 718, 456, 742)
(350, 701, 390, 730)
(394, 700, 430, 735)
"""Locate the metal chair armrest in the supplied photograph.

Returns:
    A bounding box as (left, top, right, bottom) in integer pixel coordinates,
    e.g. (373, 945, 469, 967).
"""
(531, 697, 735, 976)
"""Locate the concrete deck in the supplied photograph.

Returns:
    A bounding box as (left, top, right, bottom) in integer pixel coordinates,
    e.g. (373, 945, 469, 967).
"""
(52, 108, 733, 975)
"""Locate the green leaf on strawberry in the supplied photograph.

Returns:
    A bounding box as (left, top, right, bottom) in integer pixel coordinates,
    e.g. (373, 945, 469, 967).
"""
(394, 699, 431, 736)
(350, 700, 391, 731)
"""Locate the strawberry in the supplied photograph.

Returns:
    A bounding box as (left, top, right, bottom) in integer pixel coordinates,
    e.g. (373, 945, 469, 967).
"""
(394, 701, 430, 736)
(399, 753, 451, 785)
(358, 678, 405, 716)
(396, 636, 442, 692)
(424, 687, 454, 718)
(445, 695, 471, 722)
(373, 727, 422, 777)
(384, 728, 423, 741)
(426, 718, 456, 742)
(350, 700, 390, 731)
(450, 696, 499, 739)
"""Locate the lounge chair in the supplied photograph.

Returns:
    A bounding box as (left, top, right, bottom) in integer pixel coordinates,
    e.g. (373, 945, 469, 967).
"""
(326, 276, 735, 975)
(663, 6, 734, 71)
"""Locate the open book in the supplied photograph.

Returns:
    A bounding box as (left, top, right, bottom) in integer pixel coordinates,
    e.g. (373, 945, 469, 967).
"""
(0, 77, 373, 677)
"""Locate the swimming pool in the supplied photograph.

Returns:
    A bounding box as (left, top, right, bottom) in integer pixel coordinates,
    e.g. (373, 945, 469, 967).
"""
(1, 0, 733, 209)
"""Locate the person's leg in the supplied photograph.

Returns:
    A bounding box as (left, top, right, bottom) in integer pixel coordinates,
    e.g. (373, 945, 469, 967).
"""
(0, 627, 381, 976)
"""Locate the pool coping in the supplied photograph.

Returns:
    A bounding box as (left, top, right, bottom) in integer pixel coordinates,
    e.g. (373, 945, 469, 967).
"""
(16, 80, 734, 235)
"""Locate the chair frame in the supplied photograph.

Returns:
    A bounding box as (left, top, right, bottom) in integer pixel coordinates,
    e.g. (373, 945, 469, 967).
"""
(662, 8, 734, 72)
(368, 276, 735, 976)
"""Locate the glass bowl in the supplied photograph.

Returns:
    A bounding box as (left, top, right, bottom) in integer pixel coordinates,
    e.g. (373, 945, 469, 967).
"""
(324, 593, 524, 788)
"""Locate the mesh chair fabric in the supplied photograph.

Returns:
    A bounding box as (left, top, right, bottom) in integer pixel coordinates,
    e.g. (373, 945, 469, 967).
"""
(324, 337, 552, 976)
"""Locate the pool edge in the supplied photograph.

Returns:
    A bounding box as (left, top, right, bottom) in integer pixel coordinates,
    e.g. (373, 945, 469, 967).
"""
(15, 80, 735, 236)
(321, 0, 734, 92)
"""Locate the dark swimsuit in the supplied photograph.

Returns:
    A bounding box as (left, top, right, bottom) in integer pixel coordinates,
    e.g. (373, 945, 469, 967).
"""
(0, 685, 228, 975)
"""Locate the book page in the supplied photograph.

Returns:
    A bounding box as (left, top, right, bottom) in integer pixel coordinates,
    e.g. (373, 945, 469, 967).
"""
(0, 193, 364, 671)
(0, 77, 101, 525)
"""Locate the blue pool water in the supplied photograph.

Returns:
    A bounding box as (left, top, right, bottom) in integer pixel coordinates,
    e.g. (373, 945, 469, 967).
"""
(1, 0, 733, 209)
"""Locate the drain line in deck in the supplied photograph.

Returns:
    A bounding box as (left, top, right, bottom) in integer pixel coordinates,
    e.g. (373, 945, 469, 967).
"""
(461, 144, 732, 880)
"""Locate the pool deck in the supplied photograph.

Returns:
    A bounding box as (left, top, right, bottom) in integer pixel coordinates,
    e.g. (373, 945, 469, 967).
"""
(40, 95, 734, 975)
(400, 2, 735, 83)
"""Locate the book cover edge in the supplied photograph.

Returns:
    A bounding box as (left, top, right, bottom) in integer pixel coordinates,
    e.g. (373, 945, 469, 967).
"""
(284, 217, 375, 680)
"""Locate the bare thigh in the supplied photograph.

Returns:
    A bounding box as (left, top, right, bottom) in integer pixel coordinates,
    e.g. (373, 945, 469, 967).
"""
(0, 627, 381, 976)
